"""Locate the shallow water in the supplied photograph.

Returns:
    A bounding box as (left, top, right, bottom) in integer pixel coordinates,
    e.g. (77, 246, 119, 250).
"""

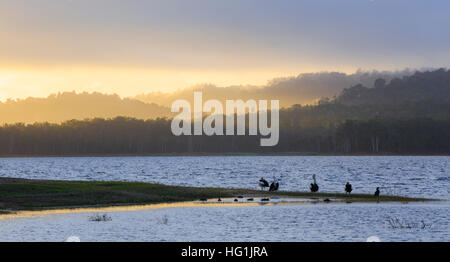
(0, 156, 449, 199)
(0, 202, 448, 242)
(0, 156, 449, 242)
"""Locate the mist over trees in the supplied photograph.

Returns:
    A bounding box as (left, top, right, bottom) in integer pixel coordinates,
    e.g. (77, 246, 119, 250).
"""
(0, 68, 449, 155)
(0, 69, 436, 124)
(134, 69, 420, 107)
(0, 92, 172, 124)
(336, 68, 450, 105)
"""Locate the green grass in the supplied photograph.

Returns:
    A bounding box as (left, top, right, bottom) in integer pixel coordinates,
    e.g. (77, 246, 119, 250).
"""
(0, 178, 433, 211)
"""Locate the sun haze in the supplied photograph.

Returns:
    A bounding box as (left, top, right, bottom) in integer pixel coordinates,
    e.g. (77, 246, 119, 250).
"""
(1, 0, 449, 100)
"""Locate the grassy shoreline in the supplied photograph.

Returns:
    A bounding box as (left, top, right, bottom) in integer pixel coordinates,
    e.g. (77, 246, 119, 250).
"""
(0, 177, 434, 213)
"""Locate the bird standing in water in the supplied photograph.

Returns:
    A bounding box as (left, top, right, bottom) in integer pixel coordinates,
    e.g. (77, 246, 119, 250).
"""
(345, 182, 353, 194)
(310, 174, 319, 193)
(374, 187, 380, 197)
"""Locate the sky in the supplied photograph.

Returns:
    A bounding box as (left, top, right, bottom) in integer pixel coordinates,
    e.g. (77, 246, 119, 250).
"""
(1, 0, 449, 100)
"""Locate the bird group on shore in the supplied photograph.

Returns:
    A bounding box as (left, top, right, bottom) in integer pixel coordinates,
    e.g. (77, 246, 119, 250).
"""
(259, 177, 280, 192)
(205, 175, 381, 203)
(258, 175, 381, 197)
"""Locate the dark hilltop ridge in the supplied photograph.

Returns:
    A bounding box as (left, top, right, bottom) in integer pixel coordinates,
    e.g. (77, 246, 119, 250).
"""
(134, 69, 419, 108)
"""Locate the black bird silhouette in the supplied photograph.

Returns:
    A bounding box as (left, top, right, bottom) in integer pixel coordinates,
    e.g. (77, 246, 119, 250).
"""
(374, 187, 380, 197)
(310, 174, 319, 193)
(259, 178, 269, 190)
(269, 180, 279, 191)
(345, 182, 353, 194)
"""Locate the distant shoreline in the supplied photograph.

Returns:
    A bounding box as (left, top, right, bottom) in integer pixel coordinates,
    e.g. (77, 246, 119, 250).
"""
(1, 152, 449, 158)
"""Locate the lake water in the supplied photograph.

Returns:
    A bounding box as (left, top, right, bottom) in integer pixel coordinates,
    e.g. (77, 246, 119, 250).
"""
(0, 156, 449, 242)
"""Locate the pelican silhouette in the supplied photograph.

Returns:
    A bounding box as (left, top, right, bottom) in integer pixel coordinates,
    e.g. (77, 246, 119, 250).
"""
(310, 174, 319, 193)
(374, 187, 380, 197)
(269, 179, 279, 191)
(345, 182, 353, 194)
(259, 178, 269, 190)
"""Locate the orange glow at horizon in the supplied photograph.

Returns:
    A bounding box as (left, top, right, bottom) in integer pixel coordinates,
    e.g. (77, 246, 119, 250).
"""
(0, 65, 355, 101)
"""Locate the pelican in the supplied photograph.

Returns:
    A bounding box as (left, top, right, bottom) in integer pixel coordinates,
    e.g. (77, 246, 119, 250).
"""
(374, 187, 380, 197)
(269, 179, 279, 191)
(259, 178, 269, 190)
(345, 182, 353, 194)
(310, 174, 319, 193)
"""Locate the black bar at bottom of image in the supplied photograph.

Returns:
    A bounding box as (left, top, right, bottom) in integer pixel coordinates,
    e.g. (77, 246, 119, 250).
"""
(0, 242, 448, 260)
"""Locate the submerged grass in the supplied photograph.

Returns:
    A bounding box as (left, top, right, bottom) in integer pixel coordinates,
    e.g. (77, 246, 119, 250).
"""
(0, 177, 433, 212)
(88, 213, 112, 222)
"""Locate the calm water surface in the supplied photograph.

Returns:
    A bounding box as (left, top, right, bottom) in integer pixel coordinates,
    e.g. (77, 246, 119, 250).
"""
(0, 156, 449, 241)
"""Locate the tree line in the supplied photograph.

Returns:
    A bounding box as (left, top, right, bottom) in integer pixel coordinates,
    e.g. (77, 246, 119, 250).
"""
(0, 116, 449, 155)
(1, 69, 449, 155)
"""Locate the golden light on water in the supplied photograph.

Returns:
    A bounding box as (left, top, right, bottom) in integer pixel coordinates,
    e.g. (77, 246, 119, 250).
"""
(0, 199, 313, 220)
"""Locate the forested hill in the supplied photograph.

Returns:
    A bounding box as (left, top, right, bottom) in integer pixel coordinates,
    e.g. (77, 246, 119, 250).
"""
(336, 68, 450, 105)
(0, 92, 172, 124)
(0, 69, 447, 124)
(135, 70, 416, 108)
(1, 69, 450, 155)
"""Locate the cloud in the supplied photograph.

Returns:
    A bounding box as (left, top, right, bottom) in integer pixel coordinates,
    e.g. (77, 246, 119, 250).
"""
(1, 0, 449, 71)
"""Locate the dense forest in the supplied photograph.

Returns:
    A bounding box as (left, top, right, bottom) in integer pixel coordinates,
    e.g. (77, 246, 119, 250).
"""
(0, 116, 449, 155)
(1, 69, 449, 155)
